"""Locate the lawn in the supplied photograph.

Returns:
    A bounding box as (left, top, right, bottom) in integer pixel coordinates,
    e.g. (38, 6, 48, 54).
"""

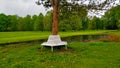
(0, 30, 113, 44)
(0, 30, 120, 68)
(0, 42, 120, 68)
(109, 30, 120, 35)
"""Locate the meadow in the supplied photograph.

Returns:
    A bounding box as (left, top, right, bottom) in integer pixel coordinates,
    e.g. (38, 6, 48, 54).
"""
(0, 42, 120, 68)
(0, 30, 120, 68)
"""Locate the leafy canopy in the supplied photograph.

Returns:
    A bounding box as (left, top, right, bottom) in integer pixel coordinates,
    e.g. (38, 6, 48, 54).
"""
(36, 0, 119, 10)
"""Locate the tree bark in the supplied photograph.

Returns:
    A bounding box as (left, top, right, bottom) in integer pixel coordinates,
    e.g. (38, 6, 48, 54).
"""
(52, 0, 58, 35)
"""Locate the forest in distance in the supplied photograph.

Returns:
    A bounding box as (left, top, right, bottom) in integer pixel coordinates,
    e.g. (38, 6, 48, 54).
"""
(0, 5, 120, 32)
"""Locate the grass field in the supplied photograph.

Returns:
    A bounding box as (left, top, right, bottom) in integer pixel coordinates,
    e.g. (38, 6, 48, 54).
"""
(0, 30, 113, 44)
(0, 30, 120, 68)
(109, 30, 120, 35)
(0, 42, 120, 68)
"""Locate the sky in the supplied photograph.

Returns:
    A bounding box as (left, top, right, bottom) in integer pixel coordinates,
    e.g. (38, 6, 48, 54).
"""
(0, 0, 47, 17)
(0, 0, 120, 17)
(88, 0, 120, 18)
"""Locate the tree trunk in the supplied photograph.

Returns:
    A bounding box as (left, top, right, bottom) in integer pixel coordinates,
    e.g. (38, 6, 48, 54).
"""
(52, 1, 58, 35)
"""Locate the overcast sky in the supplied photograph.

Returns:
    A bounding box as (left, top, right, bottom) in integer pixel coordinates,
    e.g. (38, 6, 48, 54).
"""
(0, 0, 120, 17)
(0, 0, 47, 17)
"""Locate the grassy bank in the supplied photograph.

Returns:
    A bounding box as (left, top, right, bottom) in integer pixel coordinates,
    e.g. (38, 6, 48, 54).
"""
(0, 42, 120, 68)
(109, 30, 120, 35)
(0, 30, 112, 44)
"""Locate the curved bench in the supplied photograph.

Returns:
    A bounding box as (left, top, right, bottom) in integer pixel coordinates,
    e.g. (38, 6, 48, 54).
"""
(41, 35, 67, 51)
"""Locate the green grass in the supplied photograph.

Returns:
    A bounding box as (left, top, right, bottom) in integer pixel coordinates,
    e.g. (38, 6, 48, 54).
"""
(0, 31, 50, 44)
(0, 30, 112, 44)
(109, 30, 120, 35)
(0, 30, 120, 68)
(0, 42, 120, 68)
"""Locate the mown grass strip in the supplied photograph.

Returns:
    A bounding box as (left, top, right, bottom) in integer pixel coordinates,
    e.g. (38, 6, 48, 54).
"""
(0, 30, 114, 44)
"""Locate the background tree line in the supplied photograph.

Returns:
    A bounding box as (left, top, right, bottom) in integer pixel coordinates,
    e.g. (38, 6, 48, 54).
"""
(0, 5, 120, 32)
(0, 11, 52, 32)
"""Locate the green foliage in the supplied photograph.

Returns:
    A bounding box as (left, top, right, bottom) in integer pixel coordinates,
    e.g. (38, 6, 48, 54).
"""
(43, 11, 53, 31)
(17, 17, 25, 31)
(82, 18, 89, 30)
(88, 20, 95, 30)
(36, 0, 114, 14)
(70, 15, 83, 31)
(1, 4, 120, 32)
(59, 19, 72, 31)
(59, 13, 85, 31)
(34, 13, 44, 31)
(117, 20, 120, 30)
(88, 17, 101, 30)
(58, 3, 87, 31)
(0, 14, 9, 31)
(8, 15, 18, 31)
(24, 15, 33, 31)
(102, 5, 120, 30)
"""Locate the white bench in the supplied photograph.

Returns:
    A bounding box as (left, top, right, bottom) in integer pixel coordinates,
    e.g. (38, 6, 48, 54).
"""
(41, 35, 67, 51)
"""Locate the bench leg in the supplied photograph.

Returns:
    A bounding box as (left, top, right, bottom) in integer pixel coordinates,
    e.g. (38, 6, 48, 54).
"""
(41, 45, 43, 50)
(65, 45, 67, 50)
(51, 46, 53, 52)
